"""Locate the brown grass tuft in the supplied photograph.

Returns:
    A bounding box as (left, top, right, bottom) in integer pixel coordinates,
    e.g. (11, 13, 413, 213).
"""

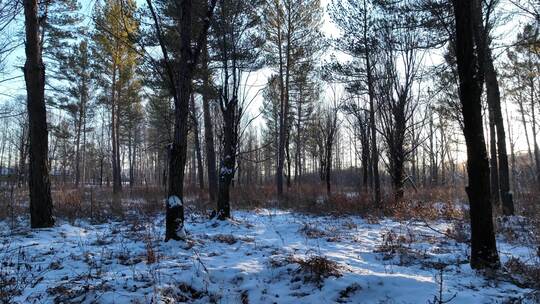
(290, 255, 342, 286)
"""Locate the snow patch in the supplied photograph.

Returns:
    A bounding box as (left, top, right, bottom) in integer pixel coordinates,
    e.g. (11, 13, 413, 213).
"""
(220, 166, 233, 175)
(1, 210, 536, 303)
(167, 195, 183, 208)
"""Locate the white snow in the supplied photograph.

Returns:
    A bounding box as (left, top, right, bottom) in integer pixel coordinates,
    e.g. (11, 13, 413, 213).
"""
(0, 209, 537, 303)
(220, 166, 233, 175)
(167, 195, 183, 208)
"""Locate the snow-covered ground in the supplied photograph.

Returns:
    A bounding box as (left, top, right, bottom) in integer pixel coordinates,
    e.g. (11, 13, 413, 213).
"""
(0, 209, 537, 303)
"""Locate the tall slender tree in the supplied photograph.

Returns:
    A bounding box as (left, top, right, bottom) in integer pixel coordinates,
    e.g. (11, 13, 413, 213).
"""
(471, 0, 514, 215)
(94, 0, 140, 194)
(23, 0, 54, 228)
(452, 0, 500, 269)
(146, 0, 218, 240)
(329, 0, 381, 204)
(262, 0, 323, 197)
(210, 0, 263, 219)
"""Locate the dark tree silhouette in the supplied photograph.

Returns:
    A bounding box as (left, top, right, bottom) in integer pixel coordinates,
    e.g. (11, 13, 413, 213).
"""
(452, 0, 500, 269)
(23, 0, 55, 228)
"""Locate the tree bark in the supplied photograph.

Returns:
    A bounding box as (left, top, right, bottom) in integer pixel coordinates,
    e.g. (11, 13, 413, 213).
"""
(146, 0, 218, 240)
(363, 0, 380, 205)
(216, 99, 237, 219)
(531, 81, 540, 187)
(166, 9, 192, 240)
(489, 116, 500, 204)
(75, 106, 83, 187)
(453, 0, 500, 269)
(111, 65, 122, 194)
(471, 0, 514, 215)
(190, 94, 205, 190)
(360, 124, 370, 191)
(23, 0, 54, 228)
(200, 40, 218, 201)
(276, 18, 286, 198)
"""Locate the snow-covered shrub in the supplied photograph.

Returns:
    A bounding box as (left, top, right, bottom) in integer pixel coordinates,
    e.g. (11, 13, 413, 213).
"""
(504, 257, 540, 289)
(290, 255, 342, 287)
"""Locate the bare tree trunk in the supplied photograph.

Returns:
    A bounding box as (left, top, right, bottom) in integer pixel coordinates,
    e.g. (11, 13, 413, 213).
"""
(23, 0, 54, 228)
(18, 127, 28, 188)
(506, 102, 518, 193)
(190, 94, 205, 190)
(429, 112, 438, 185)
(325, 143, 332, 195)
(129, 130, 136, 187)
(363, 0, 380, 204)
(295, 93, 302, 183)
(111, 65, 122, 194)
(488, 117, 499, 204)
(517, 92, 535, 173)
(163, 0, 194, 240)
(276, 20, 286, 198)
(201, 42, 218, 201)
(216, 100, 237, 219)
(453, 0, 499, 269)
(531, 81, 540, 187)
(286, 136, 292, 188)
(145, 0, 217, 240)
(360, 122, 370, 190)
(471, 0, 514, 215)
(82, 110, 87, 186)
(74, 107, 83, 187)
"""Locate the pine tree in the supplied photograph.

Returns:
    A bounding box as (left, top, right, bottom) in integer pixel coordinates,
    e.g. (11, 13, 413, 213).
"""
(53, 40, 94, 187)
(23, 0, 55, 228)
(146, 0, 219, 240)
(262, 0, 324, 196)
(328, 0, 381, 204)
(210, 0, 263, 219)
(452, 0, 500, 270)
(93, 0, 140, 194)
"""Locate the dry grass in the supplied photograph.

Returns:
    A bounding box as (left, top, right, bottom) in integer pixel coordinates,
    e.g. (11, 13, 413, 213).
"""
(404, 186, 466, 205)
(298, 223, 329, 239)
(515, 189, 540, 246)
(0, 242, 37, 304)
(212, 234, 238, 245)
(290, 255, 343, 286)
(0, 185, 27, 225)
(52, 188, 84, 222)
(1, 182, 538, 236)
(388, 200, 464, 222)
(504, 257, 540, 289)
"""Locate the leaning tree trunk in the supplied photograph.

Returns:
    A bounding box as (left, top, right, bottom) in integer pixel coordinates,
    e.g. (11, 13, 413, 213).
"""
(23, 0, 54, 228)
(453, 0, 500, 269)
(471, 0, 514, 215)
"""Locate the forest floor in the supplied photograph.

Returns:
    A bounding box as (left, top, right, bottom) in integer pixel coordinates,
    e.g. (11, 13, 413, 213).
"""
(0, 202, 539, 303)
